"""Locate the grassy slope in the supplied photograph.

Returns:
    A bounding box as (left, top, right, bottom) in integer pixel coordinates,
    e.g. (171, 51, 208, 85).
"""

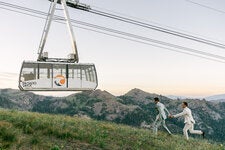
(0, 109, 223, 150)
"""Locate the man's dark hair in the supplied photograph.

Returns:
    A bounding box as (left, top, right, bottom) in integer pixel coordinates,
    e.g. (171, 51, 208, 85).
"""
(183, 101, 188, 106)
(154, 97, 159, 102)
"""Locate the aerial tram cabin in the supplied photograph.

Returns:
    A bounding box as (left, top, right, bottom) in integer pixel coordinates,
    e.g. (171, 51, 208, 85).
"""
(19, 61, 97, 91)
(18, 0, 98, 91)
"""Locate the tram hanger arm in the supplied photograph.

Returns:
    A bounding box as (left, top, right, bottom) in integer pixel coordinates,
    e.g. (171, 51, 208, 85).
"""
(38, 0, 57, 61)
(38, 0, 79, 63)
(61, 0, 79, 62)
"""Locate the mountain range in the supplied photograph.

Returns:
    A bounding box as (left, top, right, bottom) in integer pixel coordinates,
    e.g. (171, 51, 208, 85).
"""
(0, 88, 225, 142)
(167, 94, 225, 102)
(205, 94, 225, 102)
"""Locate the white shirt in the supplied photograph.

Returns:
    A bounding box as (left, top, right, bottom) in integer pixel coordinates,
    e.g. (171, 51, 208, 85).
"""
(156, 102, 170, 120)
(174, 107, 195, 124)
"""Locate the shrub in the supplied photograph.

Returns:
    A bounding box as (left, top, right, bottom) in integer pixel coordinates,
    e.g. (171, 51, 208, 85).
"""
(51, 145, 60, 150)
(0, 121, 17, 142)
(30, 135, 40, 145)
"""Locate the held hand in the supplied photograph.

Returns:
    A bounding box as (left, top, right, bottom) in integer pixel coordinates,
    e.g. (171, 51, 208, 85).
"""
(168, 114, 174, 118)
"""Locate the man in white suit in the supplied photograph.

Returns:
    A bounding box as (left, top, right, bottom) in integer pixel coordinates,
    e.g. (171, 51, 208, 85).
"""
(153, 97, 172, 135)
(170, 102, 205, 140)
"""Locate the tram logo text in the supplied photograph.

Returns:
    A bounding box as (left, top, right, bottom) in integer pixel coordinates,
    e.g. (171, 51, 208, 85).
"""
(22, 81, 37, 87)
(54, 75, 66, 86)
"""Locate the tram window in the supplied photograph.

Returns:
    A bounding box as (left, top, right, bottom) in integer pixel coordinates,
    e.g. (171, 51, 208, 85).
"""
(81, 66, 95, 82)
(39, 64, 52, 79)
(22, 63, 38, 81)
(91, 67, 95, 82)
(88, 66, 96, 82)
(68, 65, 81, 79)
(85, 68, 90, 81)
(53, 64, 66, 78)
(87, 68, 91, 82)
(82, 66, 94, 82)
(89, 68, 94, 82)
(92, 66, 96, 82)
(81, 69, 85, 81)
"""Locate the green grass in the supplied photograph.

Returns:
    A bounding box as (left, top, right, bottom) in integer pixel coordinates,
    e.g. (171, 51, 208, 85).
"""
(0, 109, 223, 150)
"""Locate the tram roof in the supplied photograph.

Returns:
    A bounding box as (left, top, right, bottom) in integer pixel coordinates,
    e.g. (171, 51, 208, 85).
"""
(23, 60, 95, 66)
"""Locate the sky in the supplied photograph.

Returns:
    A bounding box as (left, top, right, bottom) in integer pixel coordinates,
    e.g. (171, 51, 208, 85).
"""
(0, 0, 225, 97)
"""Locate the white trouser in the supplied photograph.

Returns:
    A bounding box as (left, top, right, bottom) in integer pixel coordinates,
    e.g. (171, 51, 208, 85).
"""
(153, 116, 171, 135)
(183, 123, 203, 140)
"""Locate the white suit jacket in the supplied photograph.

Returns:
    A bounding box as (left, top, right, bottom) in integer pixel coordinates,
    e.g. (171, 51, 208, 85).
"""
(156, 102, 170, 120)
(174, 107, 195, 124)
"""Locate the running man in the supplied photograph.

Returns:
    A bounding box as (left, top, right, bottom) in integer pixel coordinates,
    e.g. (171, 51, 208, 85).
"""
(153, 97, 172, 135)
(169, 102, 205, 140)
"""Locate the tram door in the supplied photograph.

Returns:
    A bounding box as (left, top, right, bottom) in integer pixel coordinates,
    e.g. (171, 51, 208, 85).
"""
(53, 64, 67, 88)
(68, 65, 82, 89)
(38, 63, 52, 89)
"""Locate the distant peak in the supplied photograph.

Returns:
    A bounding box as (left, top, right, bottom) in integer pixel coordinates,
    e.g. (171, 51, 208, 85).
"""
(126, 88, 145, 93)
(87, 89, 116, 100)
(124, 88, 161, 104)
(125, 88, 154, 96)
